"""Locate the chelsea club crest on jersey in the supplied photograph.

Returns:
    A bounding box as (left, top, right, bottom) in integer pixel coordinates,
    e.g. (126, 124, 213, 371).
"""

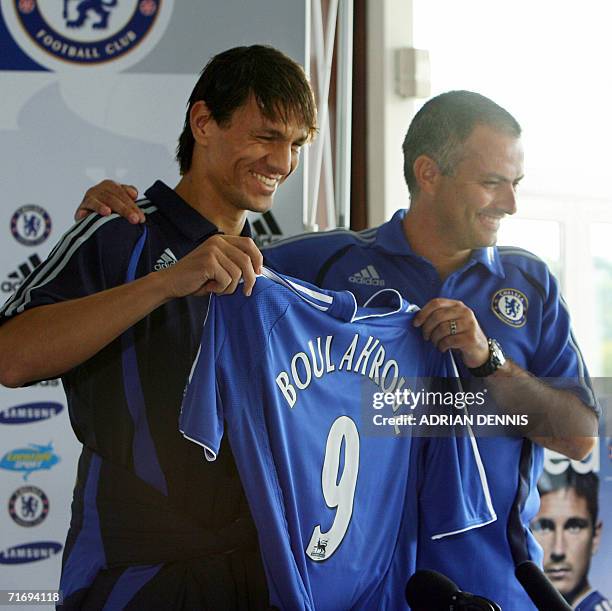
(1, 0, 173, 70)
(491, 288, 528, 328)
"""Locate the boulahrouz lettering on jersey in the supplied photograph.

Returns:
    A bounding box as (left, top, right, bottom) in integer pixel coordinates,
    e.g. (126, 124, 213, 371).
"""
(275, 334, 407, 409)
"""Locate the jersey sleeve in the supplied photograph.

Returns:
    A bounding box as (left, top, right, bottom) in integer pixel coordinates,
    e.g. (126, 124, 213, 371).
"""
(417, 353, 497, 539)
(530, 269, 597, 411)
(179, 277, 296, 462)
(179, 295, 227, 461)
(0, 213, 145, 325)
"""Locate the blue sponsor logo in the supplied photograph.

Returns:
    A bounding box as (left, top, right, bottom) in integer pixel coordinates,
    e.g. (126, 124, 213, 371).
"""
(0, 443, 60, 480)
(0, 402, 64, 425)
(0, 541, 62, 564)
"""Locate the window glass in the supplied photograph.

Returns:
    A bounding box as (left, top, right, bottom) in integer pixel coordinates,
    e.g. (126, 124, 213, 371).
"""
(590, 223, 612, 376)
(412, 0, 612, 200)
(497, 218, 562, 284)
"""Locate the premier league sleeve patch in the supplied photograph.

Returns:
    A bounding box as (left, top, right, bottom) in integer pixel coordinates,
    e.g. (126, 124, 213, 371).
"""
(491, 288, 528, 328)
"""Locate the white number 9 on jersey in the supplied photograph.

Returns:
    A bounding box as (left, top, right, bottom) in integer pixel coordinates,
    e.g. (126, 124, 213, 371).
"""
(306, 416, 360, 561)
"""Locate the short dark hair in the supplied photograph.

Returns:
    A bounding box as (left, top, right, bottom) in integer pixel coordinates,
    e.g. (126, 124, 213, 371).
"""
(402, 90, 521, 196)
(176, 45, 317, 174)
(538, 469, 600, 529)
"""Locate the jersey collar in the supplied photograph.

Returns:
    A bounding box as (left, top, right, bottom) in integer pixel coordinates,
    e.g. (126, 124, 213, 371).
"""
(326, 287, 414, 322)
(572, 589, 595, 608)
(260, 268, 413, 323)
(144, 180, 251, 243)
(373, 209, 505, 278)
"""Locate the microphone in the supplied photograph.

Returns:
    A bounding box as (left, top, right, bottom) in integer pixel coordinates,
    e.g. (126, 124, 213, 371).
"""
(405, 570, 501, 610)
(515, 561, 572, 611)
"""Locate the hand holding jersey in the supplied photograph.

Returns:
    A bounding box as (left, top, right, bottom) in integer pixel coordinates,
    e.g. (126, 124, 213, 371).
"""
(73, 180, 266, 297)
(412, 296, 596, 452)
(158, 234, 263, 298)
(413, 297, 490, 368)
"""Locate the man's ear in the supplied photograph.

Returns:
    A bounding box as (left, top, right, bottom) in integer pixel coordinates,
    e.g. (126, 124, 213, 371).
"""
(190, 101, 214, 145)
(413, 154, 442, 195)
(592, 520, 603, 555)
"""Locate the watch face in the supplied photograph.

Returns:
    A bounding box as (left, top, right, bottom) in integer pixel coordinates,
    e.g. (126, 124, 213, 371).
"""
(489, 339, 505, 366)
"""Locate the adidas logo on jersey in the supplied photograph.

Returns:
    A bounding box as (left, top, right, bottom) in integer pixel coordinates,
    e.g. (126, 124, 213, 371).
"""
(154, 248, 177, 271)
(2, 254, 42, 294)
(348, 265, 385, 286)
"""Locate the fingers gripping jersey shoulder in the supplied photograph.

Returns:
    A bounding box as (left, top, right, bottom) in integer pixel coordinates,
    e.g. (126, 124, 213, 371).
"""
(0, 201, 157, 319)
(263, 226, 378, 283)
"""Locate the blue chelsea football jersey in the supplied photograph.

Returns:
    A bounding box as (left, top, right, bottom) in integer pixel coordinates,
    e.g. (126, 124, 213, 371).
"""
(180, 268, 495, 610)
(575, 590, 612, 611)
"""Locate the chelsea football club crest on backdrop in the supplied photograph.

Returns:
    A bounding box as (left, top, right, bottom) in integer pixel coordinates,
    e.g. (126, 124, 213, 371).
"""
(10, 205, 52, 246)
(491, 288, 528, 328)
(9, 485, 50, 527)
(1, 0, 173, 70)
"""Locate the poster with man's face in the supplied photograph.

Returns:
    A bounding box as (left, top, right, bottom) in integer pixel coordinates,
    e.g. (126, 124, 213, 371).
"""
(534, 445, 611, 610)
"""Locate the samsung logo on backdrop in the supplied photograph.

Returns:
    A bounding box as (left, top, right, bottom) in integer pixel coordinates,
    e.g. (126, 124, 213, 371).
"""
(0, 541, 62, 565)
(0, 402, 64, 425)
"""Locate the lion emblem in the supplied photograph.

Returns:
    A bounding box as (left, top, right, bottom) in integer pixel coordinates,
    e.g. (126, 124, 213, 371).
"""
(63, 0, 119, 30)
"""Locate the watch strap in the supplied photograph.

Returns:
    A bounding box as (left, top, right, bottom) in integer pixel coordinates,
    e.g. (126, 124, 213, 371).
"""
(468, 338, 505, 377)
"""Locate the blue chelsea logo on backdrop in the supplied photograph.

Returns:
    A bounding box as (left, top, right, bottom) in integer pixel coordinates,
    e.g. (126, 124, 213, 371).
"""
(0, 442, 60, 480)
(12, 0, 158, 64)
(9, 485, 50, 527)
(1, 0, 169, 69)
(10, 205, 52, 247)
